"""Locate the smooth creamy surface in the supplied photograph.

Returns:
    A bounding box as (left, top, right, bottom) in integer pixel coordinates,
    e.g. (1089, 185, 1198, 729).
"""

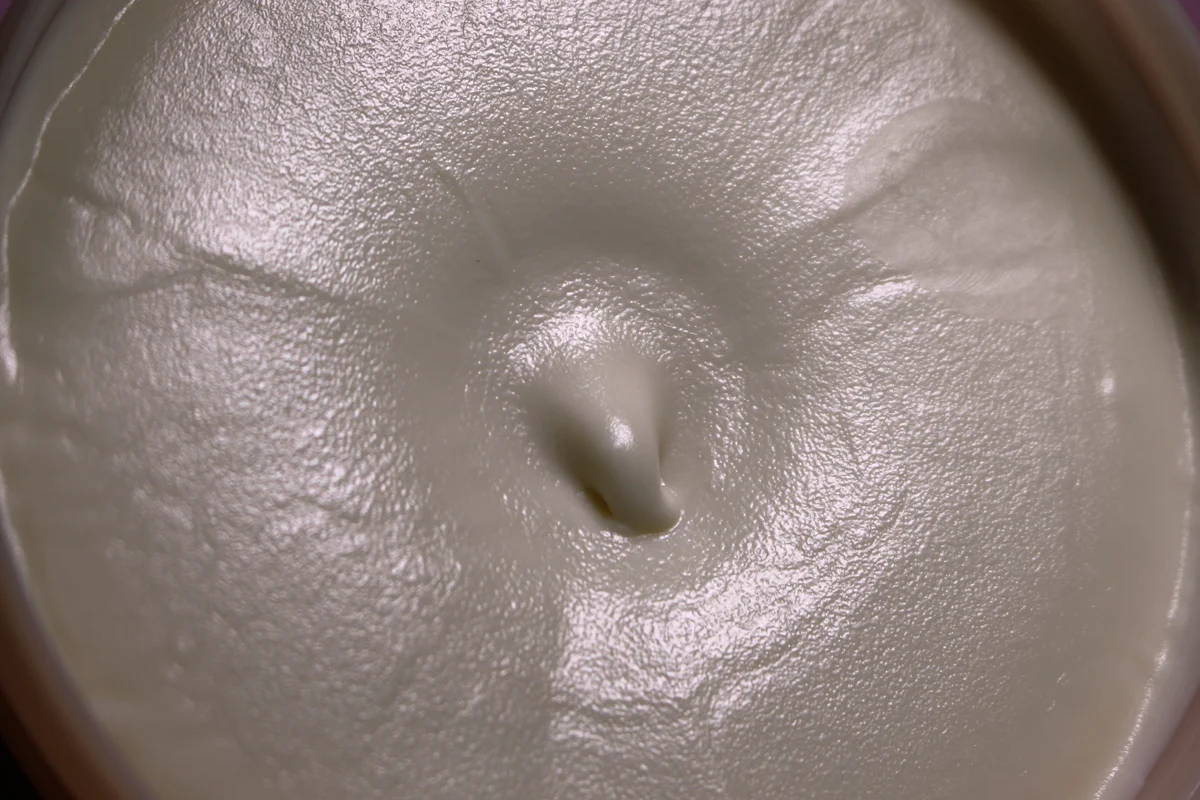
(1, 1, 1198, 799)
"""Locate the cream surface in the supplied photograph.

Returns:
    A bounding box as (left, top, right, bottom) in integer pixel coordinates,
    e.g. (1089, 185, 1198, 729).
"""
(1, 1, 1198, 799)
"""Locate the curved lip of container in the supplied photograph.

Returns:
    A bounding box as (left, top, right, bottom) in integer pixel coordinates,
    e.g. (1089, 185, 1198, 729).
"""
(997, 4, 1200, 794)
(0, 1, 1198, 799)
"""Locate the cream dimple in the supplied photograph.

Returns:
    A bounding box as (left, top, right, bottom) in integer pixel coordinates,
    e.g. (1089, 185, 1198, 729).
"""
(528, 351, 680, 534)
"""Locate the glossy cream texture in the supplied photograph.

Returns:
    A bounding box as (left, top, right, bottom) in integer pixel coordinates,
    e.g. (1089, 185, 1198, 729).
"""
(1, 1, 1198, 799)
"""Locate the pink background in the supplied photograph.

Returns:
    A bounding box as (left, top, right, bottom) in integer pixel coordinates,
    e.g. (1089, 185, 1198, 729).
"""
(1184, 0, 1200, 28)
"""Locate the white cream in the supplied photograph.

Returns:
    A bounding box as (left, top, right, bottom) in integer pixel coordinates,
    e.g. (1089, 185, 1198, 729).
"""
(0, 1, 1197, 799)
